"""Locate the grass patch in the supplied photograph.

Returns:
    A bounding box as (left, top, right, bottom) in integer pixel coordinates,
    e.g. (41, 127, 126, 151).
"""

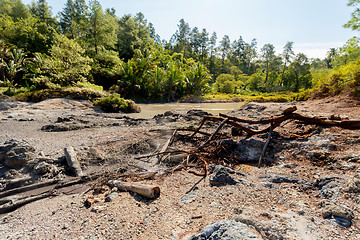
(203, 91, 297, 102)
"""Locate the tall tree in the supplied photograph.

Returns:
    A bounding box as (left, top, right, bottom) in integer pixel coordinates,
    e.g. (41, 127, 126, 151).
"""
(173, 19, 191, 57)
(29, 0, 57, 28)
(199, 28, 209, 62)
(208, 31, 217, 71)
(289, 53, 311, 92)
(261, 43, 276, 82)
(190, 27, 201, 58)
(117, 13, 152, 60)
(87, 0, 117, 55)
(280, 41, 294, 86)
(0, 0, 30, 21)
(59, 0, 88, 39)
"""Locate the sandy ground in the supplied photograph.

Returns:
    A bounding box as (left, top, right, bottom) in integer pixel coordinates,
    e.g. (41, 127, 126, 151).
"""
(0, 96, 360, 239)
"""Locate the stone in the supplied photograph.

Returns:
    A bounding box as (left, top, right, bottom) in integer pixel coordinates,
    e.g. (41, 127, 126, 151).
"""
(64, 146, 83, 177)
(347, 175, 360, 193)
(105, 192, 118, 202)
(209, 165, 238, 186)
(33, 162, 58, 176)
(320, 201, 355, 224)
(0, 139, 37, 168)
(189, 220, 261, 240)
(259, 173, 301, 184)
(333, 216, 352, 228)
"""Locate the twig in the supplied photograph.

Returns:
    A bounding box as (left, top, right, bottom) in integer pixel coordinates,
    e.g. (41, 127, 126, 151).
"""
(196, 118, 229, 152)
(258, 123, 273, 168)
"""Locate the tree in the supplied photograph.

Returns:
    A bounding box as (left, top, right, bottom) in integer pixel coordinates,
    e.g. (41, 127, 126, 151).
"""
(0, 14, 55, 53)
(34, 33, 92, 87)
(280, 41, 294, 86)
(117, 13, 153, 60)
(219, 35, 231, 63)
(0, 40, 10, 83)
(261, 43, 276, 82)
(59, 0, 88, 39)
(173, 19, 191, 57)
(289, 53, 311, 92)
(344, 0, 360, 31)
(185, 62, 210, 96)
(0, 0, 30, 21)
(190, 27, 201, 58)
(87, 0, 117, 56)
(29, 0, 57, 28)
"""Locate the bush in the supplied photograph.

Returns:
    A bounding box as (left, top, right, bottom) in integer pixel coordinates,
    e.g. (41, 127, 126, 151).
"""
(15, 86, 107, 102)
(94, 94, 141, 113)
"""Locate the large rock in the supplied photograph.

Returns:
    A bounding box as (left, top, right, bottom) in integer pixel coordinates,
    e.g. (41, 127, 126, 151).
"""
(0, 139, 36, 168)
(320, 200, 355, 227)
(189, 220, 261, 240)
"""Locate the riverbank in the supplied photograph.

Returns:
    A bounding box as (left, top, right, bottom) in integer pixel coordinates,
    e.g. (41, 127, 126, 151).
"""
(0, 96, 359, 239)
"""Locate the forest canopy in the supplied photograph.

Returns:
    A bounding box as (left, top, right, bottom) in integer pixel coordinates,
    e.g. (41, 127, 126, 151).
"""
(0, 0, 359, 103)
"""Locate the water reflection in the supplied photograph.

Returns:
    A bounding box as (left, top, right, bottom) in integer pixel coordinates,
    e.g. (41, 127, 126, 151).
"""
(128, 102, 243, 119)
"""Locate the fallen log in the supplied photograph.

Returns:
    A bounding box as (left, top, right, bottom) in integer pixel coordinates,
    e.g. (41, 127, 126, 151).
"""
(109, 180, 160, 199)
(0, 191, 58, 214)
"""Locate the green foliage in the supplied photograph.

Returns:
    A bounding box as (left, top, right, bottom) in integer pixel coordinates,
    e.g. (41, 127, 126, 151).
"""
(33, 33, 92, 88)
(91, 49, 121, 88)
(15, 85, 107, 102)
(93, 93, 140, 113)
(214, 74, 235, 93)
(313, 59, 360, 97)
(344, 0, 360, 31)
(117, 13, 153, 60)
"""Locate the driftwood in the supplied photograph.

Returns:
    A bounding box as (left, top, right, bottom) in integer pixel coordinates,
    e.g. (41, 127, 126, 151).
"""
(110, 180, 160, 199)
(160, 106, 360, 170)
(258, 123, 273, 168)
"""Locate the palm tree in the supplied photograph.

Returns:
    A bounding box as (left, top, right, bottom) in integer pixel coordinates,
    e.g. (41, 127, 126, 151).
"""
(185, 62, 211, 96)
(0, 40, 10, 83)
(4, 48, 26, 91)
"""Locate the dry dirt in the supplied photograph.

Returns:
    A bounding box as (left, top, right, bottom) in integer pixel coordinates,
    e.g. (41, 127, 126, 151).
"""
(0, 96, 360, 239)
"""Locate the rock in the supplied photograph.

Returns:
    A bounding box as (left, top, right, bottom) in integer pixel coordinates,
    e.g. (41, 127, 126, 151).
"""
(187, 109, 211, 116)
(320, 201, 355, 225)
(347, 175, 360, 193)
(209, 165, 238, 186)
(189, 220, 261, 240)
(332, 216, 352, 228)
(315, 176, 341, 199)
(338, 162, 356, 171)
(64, 146, 83, 177)
(179, 191, 198, 204)
(105, 192, 118, 202)
(91, 206, 106, 213)
(259, 173, 301, 184)
(33, 162, 58, 176)
(233, 139, 266, 163)
(0, 139, 37, 168)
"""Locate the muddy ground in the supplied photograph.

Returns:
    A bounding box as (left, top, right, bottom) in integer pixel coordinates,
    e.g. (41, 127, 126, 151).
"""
(0, 96, 359, 239)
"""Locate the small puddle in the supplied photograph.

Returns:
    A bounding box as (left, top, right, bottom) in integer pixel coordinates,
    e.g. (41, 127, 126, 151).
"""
(128, 102, 243, 119)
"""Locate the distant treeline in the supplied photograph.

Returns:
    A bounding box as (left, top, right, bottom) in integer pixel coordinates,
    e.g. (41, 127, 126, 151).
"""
(0, 0, 359, 102)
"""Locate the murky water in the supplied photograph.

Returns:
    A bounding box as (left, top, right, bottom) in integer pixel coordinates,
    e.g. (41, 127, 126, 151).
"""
(128, 102, 243, 119)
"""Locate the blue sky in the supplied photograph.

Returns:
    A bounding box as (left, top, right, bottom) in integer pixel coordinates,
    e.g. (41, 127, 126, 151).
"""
(24, 0, 357, 59)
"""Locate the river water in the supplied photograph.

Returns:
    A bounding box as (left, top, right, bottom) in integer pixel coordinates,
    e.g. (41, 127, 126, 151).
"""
(128, 102, 243, 119)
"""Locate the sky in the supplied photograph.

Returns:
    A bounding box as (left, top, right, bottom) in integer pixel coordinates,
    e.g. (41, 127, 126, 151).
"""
(23, 0, 358, 59)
